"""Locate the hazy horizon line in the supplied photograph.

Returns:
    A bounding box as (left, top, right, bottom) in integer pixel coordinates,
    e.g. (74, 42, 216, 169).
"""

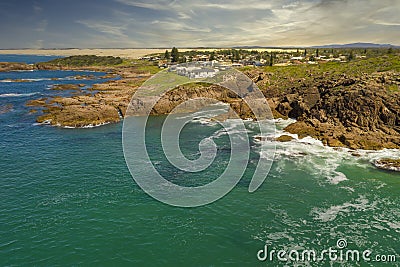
(1, 42, 399, 50)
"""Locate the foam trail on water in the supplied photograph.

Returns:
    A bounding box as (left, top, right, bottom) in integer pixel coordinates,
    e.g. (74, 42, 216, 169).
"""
(0, 92, 39, 98)
(311, 195, 376, 222)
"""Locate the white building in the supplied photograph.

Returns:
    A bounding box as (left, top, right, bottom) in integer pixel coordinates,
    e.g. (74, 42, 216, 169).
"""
(188, 68, 218, 79)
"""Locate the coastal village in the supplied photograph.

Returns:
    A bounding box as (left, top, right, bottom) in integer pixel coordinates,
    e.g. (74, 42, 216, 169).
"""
(139, 47, 373, 70)
(137, 47, 378, 80)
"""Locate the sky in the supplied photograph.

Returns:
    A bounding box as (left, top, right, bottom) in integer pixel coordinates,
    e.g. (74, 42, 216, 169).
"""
(0, 0, 399, 48)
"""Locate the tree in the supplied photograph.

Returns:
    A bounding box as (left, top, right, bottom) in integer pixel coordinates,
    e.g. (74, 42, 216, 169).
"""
(316, 49, 319, 58)
(234, 50, 240, 61)
(179, 56, 187, 63)
(171, 47, 179, 63)
(210, 52, 215, 61)
(348, 50, 354, 61)
(304, 49, 307, 57)
(269, 54, 274, 66)
(164, 50, 170, 60)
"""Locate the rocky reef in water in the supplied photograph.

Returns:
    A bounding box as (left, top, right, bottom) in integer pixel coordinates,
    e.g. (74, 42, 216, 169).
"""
(28, 68, 149, 128)
(374, 158, 400, 172)
(0, 62, 35, 72)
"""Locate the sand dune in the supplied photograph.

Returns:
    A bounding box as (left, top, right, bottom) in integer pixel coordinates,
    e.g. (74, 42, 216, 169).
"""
(0, 49, 168, 59)
(0, 48, 299, 59)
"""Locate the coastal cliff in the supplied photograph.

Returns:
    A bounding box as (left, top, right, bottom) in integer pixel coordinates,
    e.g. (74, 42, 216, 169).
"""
(249, 69, 400, 150)
(17, 55, 400, 151)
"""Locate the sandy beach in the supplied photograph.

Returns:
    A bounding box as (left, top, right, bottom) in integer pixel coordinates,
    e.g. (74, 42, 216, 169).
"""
(0, 49, 169, 59)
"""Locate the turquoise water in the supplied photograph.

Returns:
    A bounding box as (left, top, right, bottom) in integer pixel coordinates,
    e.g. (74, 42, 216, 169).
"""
(0, 55, 399, 266)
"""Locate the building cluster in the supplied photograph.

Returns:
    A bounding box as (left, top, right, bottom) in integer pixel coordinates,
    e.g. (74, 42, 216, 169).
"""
(140, 49, 363, 68)
(168, 62, 231, 79)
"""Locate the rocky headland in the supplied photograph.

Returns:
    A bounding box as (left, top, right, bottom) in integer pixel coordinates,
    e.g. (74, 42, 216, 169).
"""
(244, 56, 400, 150)
(2, 54, 399, 152)
(260, 72, 400, 150)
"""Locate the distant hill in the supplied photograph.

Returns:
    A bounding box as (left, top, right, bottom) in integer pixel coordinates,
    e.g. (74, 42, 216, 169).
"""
(311, 43, 399, 49)
(231, 43, 399, 49)
(232, 46, 266, 49)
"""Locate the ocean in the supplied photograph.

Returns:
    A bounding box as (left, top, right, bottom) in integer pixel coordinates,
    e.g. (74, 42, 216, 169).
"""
(0, 55, 399, 266)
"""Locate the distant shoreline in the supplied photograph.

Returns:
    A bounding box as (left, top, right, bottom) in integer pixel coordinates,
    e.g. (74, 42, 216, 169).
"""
(0, 48, 299, 59)
(0, 49, 168, 59)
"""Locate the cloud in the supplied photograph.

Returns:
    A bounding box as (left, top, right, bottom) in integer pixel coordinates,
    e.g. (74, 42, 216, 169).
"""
(117, 0, 398, 47)
(150, 19, 211, 32)
(76, 20, 128, 38)
(372, 21, 400, 26)
(34, 39, 44, 49)
(39, 0, 400, 47)
(177, 12, 191, 20)
(115, 0, 176, 10)
(35, 19, 47, 32)
(1, 0, 399, 48)
(33, 2, 43, 14)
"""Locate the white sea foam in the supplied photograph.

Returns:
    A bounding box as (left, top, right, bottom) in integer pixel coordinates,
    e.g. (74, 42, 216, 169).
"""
(329, 172, 348, 184)
(386, 221, 400, 230)
(209, 119, 251, 140)
(0, 92, 39, 98)
(12, 69, 35, 72)
(272, 117, 297, 129)
(61, 122, 111, 129)
(258, 136, 350, 184)
(311, 195, 376, 222)
(25, 78, 51, 82)
(192, 117, 217, 125)
(0, 78, 53, 82)
(254, 118, 400, 184)
(174, 102, 230, 124)
(340, 186, 355, 192)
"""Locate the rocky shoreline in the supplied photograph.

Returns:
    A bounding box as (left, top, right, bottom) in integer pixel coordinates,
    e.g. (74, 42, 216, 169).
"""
(26, 68, 152, 128)
(259, 71, 400, 150)
(2, 55, 400, 153)
(374, 158, 400, 172)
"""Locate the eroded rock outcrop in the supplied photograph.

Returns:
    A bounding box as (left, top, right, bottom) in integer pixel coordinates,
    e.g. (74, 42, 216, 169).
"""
(249, 69, 400, 150)
(374, 158, 400, 172)
(32, 72, 148, 127)
(0, 62, 35, 72)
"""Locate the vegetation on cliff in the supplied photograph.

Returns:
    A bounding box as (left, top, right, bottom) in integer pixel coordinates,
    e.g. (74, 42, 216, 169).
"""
(44, 55, 123, 67)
